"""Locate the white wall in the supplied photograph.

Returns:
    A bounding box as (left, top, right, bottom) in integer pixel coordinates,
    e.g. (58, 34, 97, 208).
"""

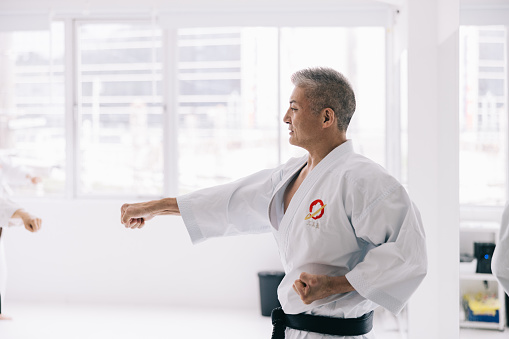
(3, 199, 282, 310)
(406, 0, 460, 338)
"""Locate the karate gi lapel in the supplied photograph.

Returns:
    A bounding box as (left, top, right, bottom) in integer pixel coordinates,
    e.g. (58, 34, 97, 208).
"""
(270, 141, 354, 265)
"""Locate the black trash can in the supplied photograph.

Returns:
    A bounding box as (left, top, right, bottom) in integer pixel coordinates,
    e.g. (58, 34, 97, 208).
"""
(474, 242, 496, 273)
(258, 271, 285, 316)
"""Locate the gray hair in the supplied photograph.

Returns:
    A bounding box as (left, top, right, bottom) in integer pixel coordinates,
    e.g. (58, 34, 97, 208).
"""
(291, 67, 356, 131)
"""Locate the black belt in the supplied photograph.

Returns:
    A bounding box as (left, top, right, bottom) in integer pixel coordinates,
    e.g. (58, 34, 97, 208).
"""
(271, 307, 374, 338)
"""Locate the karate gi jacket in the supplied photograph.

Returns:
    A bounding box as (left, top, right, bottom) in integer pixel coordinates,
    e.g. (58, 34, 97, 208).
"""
(177, 140, 427, 338)
(492, 203, 509, 294)
(0, 197, 22, 299)
(0, 198, 21, 229)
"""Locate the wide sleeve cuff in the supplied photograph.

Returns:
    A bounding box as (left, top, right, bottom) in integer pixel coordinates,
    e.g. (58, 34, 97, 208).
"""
(0, 198, 22, 228)
(176, 195, 206, 244)
(346, 270, 405, 315)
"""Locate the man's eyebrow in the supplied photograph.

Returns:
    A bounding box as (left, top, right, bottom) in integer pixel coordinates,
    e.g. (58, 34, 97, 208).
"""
(289, 100, 297, 104)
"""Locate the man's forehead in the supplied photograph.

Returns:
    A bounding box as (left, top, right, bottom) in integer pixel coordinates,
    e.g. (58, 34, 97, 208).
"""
(289, 86, 307, 104)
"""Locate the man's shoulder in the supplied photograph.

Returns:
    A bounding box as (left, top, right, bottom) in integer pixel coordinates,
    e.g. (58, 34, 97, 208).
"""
(330, 152, 401, 192)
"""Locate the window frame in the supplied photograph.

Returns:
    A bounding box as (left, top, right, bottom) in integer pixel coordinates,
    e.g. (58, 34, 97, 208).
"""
(459, 5, 509, 221)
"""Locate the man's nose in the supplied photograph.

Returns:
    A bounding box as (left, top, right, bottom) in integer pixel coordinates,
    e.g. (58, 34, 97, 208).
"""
(283, 109, 290, 124)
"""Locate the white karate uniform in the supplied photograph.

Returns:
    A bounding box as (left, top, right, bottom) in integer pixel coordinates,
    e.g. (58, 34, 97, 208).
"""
(0, 197, 22, 307)
(177, 140, 427, 338)
(0, 156, 28, 310)
(492, 203, 509, 294)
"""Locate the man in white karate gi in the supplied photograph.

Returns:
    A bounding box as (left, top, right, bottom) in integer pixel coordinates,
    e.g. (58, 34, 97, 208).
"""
(492, 203, 509, 294)
(121, 67, 428, 338)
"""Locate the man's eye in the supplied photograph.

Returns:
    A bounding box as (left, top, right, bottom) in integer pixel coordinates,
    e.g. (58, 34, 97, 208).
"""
(291, 108, 297, 112)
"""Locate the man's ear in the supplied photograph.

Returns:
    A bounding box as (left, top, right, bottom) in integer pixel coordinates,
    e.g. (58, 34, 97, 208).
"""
(322, 108, 335, 128)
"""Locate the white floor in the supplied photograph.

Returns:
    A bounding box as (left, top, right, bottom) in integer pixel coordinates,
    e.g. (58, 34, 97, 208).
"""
(0, 302, 505, 339)
(460, 328, 508, 339)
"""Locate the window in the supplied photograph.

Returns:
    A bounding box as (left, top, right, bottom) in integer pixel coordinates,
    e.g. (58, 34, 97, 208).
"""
(177, 27, 279, 193)
(0, 18, 389, 198)
(459, 26, 508, 206)
(76, 22, 164, 196)
(0, 22, 65, 197)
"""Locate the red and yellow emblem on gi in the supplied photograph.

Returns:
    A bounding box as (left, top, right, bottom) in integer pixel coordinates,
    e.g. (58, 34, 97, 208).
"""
(305, 199, 326, 221)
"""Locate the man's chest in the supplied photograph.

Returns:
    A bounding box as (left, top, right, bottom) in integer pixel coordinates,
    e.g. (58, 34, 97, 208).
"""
(283, 168, 308, 213)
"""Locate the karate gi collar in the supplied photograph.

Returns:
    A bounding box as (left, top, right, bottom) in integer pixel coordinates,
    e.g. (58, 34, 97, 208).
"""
(268, 139, 354, 231)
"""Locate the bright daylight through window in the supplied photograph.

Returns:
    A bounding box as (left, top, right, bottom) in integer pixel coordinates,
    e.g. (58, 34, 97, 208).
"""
(459, 26, 508, 206)
(77, 23, 164, 196)
(0, 21, 387, 198)
(0, 22, 65, 197)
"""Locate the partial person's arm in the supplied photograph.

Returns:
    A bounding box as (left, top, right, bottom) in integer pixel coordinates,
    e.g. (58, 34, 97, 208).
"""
(121, 198, 180, 229)
(0, 197, 42, 232)
(492, 203, 509, 294)
(11, 209, 42, 232)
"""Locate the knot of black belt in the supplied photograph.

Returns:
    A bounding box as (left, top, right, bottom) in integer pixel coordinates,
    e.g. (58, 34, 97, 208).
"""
(271, 307, 374, 339)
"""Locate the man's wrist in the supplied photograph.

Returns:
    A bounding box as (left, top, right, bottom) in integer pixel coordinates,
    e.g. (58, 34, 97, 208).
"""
(330, 275, 355, 295)
(12, 208, 27, 220)
(149, 198, 180, 216)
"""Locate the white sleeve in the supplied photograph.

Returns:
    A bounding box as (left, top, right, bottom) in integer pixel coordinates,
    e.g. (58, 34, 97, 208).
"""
(492, 203, 509, 294)
(0, 156, 30, 184)
(345, 185, 428, 315)
(0, 197, 23, 228)
(176, 167, 280, 244)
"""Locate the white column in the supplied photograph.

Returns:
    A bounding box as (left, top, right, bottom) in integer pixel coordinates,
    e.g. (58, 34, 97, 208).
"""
(406, 0, 459, 338)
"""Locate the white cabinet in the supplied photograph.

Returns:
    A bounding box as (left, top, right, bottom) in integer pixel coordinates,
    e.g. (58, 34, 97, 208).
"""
(460, 223, 506, 331)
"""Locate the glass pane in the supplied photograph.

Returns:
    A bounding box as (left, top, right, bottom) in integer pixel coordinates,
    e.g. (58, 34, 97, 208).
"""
(459, 26, 508, 206)
(0, 22, 65, 197)
(77, 23, 164, 196)
(279, 27, 386, 166)
(177, 27, 279, 193)
(177, 27, 386, 194)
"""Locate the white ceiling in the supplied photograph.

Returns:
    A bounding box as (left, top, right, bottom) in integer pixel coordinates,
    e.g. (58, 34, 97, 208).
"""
(0, 0, 393, 12)
(0, 0, 390, 11)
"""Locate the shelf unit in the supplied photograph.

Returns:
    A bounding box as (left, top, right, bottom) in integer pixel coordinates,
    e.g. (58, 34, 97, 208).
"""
(460, 223, 506, 331)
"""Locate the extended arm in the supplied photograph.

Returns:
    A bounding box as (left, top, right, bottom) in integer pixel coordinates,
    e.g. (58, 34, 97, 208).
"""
(11, 209, 42, 232)
(0, 197, 41, 232)
(121, 165, 282, 240)
(121, 198, 180, 229)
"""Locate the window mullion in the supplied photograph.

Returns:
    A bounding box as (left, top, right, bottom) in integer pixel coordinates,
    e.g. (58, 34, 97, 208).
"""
(385, 24, 401, 181)
(163, 28, 179, 196)
(64, 18, 77, 199)
(506, 26, 509, 203)
(277, 27, 282, 165)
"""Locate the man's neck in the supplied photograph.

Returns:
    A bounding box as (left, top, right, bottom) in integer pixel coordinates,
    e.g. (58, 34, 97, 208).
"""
(306, 137, 347, 171)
